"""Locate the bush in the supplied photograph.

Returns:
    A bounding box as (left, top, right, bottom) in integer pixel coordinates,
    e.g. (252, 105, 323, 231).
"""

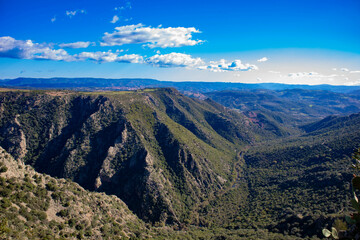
(32, 210, 47, 221)
(68, 218, 76, 228)
(0, 188, 12, 197)
(57, 209, 69, 218)
(45, 182, 58, 191)
(0, 198, 11, 209)
(0, 218, 10, 237)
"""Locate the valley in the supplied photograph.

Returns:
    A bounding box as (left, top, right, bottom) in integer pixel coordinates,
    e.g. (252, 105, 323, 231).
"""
(0, 87, 359, 239)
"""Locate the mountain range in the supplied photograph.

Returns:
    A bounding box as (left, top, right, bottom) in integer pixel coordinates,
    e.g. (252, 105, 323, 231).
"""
(2, 77, 360, 93)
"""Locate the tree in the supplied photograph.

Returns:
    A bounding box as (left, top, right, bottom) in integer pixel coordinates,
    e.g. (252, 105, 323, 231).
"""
(323, 148, 360, 239)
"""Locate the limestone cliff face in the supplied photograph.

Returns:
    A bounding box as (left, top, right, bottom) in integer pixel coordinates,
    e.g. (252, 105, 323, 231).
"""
(0, 89, 264, 223)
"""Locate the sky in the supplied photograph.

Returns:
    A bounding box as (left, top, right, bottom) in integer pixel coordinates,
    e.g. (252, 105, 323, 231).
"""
(0, 0, 360, 85)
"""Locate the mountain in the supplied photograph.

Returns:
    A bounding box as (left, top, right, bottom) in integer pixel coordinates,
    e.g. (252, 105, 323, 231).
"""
(0, 88, 281, 225)
(2, 77, 360, 93)
(239, 112, 360, 237)
(205, 89, 360, 130)
(1, 146, 296, 239)
(1, 87, 359, 239)
(300, 113, 360, 134)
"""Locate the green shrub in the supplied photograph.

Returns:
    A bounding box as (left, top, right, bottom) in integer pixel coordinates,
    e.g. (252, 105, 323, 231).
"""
(45, 182, 58, 191)
(75, 223, 84, 230)
(0, 188, 12, 197)
(19, 207, 33, 221)
(31, 210, 47, 221)
(57, 209, 69, 218)
(0, 218, 10, 237)
(0, 198, 11, 209)
(68, 218, 76, 228)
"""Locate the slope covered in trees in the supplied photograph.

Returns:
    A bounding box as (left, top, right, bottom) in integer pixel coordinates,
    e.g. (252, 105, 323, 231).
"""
(0, 88, 359, 239)
(205, 89, 360, 130)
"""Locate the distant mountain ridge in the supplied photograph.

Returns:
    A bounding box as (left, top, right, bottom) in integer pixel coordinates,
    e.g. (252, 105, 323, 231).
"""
(2, 77, 360, 93)
(205, 89, 360, 132)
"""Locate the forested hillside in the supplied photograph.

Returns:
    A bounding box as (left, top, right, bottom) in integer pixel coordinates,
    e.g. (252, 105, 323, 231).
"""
(0, 88, 359, 239)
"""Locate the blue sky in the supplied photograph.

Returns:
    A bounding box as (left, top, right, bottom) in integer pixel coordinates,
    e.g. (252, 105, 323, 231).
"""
(0, 0, 360, 85)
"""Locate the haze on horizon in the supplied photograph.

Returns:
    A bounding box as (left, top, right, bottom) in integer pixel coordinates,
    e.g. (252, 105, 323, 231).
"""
(0, 0, 359, 86)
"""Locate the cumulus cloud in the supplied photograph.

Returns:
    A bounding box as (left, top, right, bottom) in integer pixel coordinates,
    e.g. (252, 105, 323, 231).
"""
(59, 41, 94, 49)
(79, 51, 142, 63)
(75, 51, 142, 63)
(0, 36, 73, 61)
(269, 70, 280, 74)
(110, 15, 119, 24)
(101, 24, 204, 48)
(257, 57, 268, 62)
(341, 68, 349, 72)
(198, 59, 258, 72)
(2, 36, 260, 72)
(350, 70, 360, 74)
(0, 36, 142, 64)
(146, 52, 204, 68)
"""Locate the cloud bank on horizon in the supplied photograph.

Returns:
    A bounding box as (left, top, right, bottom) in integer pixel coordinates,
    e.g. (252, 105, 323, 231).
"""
(0, 36, 258, 72)
(0, 0, 359, 85)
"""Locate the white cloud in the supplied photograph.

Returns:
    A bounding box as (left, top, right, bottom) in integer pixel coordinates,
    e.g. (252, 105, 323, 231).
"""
(146, 52, 204, 68)
(66, 10, 77, 17)
(66, 9, 86, 18)
(256, 77, 262, 81)
(257, 57, 268, 62)
(115, 1, 131, 10)
(0, 36, 142, 64)
(199, 59, 258, 72)
(76, 50, 142, 63)
(344, 80, 360, 86)
(0, 36, 73, 61)
(51, 16, 56, 22)
(332, 68, 337, 71)
(269, 70, 280, 74)
(341, 67, 349, 72)
(350, 70, 360, 74)
(0, 36, 263, 73)
(288, 72, 318, 78)
(110, 15, 119, 24)
(288, 72, 338, 79)
(101, 24, 204, 48)
(59, 41, 94, 49)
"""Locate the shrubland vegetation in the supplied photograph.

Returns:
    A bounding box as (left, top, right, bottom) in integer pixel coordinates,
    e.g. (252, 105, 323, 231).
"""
(1, 88, 359, 239)
(0, 147, 298, 239)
